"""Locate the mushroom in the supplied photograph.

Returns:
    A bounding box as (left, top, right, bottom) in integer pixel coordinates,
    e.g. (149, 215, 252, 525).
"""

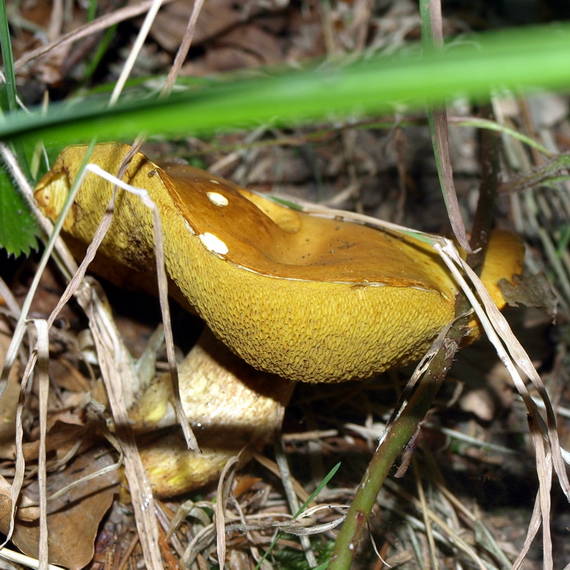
(34, 143, 524, 495)
(35, 143, 524, 382)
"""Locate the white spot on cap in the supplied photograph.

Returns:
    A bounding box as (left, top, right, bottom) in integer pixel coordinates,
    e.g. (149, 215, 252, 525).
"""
(206, 191, 229, 207)
(199, 232, 229, 255)
(209, 179, 220, 185)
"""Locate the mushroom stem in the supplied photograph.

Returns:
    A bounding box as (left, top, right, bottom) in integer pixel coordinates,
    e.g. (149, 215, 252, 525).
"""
(130, 328, 293, 497)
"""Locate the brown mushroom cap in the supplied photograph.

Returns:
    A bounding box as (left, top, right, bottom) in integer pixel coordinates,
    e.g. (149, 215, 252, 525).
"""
(34, 143, 523, 383)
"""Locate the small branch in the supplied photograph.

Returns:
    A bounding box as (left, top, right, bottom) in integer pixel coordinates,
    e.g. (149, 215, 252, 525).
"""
(328, 323, 465, 569)
(498, 154, 570, 195)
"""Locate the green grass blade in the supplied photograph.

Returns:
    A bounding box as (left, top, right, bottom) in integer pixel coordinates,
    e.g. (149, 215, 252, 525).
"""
(294, 462, 341, 519)
(0, 0, 18, 113)
(0, 2, 39, 254)
(1, 24, 570, 146)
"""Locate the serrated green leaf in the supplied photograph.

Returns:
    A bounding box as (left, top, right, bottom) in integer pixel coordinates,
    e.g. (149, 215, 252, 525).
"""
(0, 170, 38, 256)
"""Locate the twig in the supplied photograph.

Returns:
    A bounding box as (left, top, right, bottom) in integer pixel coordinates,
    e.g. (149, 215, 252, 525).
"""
(469, 105, 500, 265)
(109, 0, 165, 105)
(328, 320, 465, 569)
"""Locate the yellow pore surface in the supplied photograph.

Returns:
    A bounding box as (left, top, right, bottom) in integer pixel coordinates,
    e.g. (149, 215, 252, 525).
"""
(35, 143, 521, 383)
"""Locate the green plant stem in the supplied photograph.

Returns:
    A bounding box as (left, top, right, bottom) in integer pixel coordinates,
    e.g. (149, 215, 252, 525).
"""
(328, 322, 465, 569)
(0, 0, 18, 112)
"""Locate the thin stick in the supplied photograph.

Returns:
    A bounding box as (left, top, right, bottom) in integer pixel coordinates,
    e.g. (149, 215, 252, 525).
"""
(328, 322, 464, 569)
(162, 0, 205, 96)
(32, 320, 50, 570)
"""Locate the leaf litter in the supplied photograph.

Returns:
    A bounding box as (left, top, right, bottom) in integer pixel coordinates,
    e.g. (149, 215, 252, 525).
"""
(2, 0, 570, 568)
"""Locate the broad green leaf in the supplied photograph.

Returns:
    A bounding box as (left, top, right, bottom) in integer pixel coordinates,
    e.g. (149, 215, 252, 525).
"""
(0, 169, 37, 256)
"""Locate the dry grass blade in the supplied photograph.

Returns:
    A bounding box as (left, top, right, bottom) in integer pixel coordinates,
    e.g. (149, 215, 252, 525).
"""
(30, 320, 49, 570)
(109, 0, 165, 106)
(151, 205, 198, 450)
(47, 0, 63, 42)
(215, 454, 239, 570)
(421, 0, 471, 252)
(513, 426, 553, 568)
(38, 461, 122, 505)
(14, 0, 176, 71)
(163, 0, 205, 95)
(253, 452, 311, 504)
(442, 243, 570, 496)
(1, 336, 35, 550)
(83, 163, 198, 450)
(0, 278, 21, 316)
(429, 110, 471, 252)
(434, 241, 568, 570)
(80, 284, 163, 569)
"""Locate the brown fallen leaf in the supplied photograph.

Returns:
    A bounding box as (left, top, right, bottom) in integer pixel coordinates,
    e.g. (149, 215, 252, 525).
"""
(183, 24, 284, 75)
(22, 421, 89, 462)
(0, 362, 20, 458)
(149, 0, 274, 52)
(0, 447, 119, 569)
(499, 271, 558, 318)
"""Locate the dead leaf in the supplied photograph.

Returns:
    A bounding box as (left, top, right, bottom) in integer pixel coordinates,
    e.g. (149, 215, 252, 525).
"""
(149, 0, 272, 52)
(499, 271, 558, 318)
(23, 421, 89, 462)
(0, 447, 119, 569)
(0, 362, 21, 457)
